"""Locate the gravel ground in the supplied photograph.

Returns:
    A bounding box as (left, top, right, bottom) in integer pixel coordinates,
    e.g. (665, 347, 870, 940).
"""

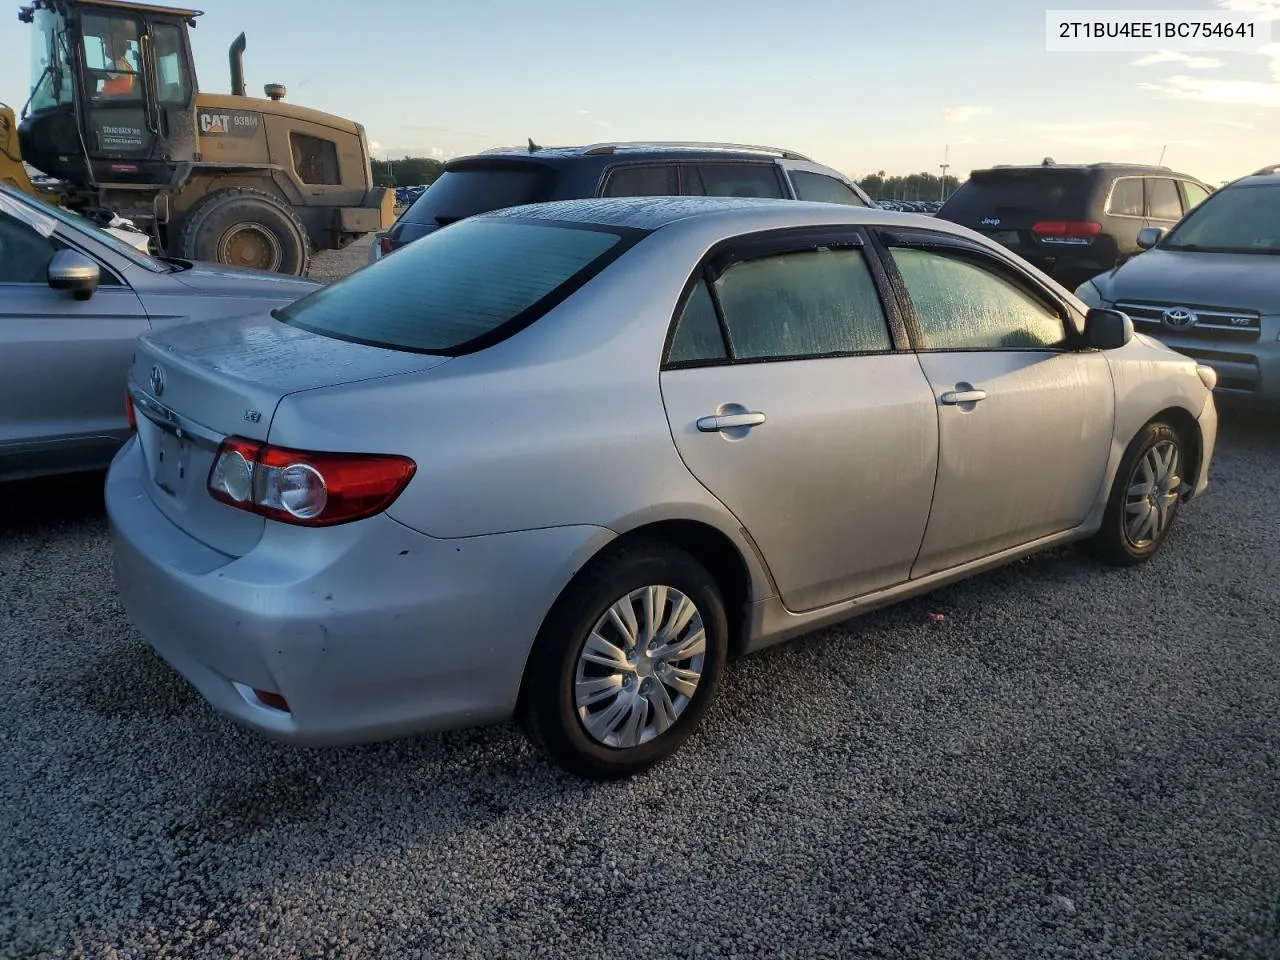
(1, 245, 1278, 957)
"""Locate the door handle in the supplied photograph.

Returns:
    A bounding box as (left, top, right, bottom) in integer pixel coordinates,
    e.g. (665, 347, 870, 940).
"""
(697, 411, 767, 432)
(939, 389, 987, 405)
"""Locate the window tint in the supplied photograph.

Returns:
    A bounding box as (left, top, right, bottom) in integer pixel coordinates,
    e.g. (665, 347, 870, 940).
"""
(1181, 181, 1210, 211)
(694, 163, 785, 199)
(1147, 178, 1182, 220)
(892, 247, 1066, 351)
(0, 211, 57, 283)
(603, 165, 679, 197)
(277, 219, 633, 353)
(402, 166, 553, 225)
(151, 23, 191, 104)
(1107, 178, 1144, 217)
(668, 279, 727, 363)
(789, 171, 867, 206)
(291, 133, 341, 186)
(713, 246, 891, 360)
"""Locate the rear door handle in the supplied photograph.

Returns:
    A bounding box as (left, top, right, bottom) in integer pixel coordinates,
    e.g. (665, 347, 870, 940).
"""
(939, 389, 987, 405)
(697, 411, 767, 432)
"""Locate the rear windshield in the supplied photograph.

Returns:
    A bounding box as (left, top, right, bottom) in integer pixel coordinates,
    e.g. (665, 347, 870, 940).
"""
(1162, 182, 1280, 253)
(401, 164, 555, 225)
(276, 218, 641, 354)
(938, 169, 1091, 223)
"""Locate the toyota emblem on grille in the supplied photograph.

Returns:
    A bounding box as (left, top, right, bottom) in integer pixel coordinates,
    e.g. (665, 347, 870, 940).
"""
(1162, 308, 1198, 330)
(1161, 307, 1198, 329)
(149, 364, 165, 397)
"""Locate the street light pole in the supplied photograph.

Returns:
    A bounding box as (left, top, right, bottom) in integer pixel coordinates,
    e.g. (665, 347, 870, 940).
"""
(939, 144, 950, 202)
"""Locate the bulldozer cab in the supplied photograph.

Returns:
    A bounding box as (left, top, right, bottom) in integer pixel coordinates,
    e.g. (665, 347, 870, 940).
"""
(19, 0, 200, 187)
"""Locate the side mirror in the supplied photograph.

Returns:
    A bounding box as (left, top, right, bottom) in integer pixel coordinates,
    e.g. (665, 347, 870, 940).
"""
(47, 249, 101, 301)
(1136, 226, 1167, 250)
(1085, 308, 1133, 350)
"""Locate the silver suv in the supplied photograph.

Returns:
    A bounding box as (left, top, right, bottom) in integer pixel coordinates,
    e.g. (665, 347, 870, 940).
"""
(1075, 166, 1280, 407)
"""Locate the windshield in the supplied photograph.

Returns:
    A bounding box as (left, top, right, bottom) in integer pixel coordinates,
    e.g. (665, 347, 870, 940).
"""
(0, 183, 165, 271)
(1161, 182, 1280, 253)
(277, 217, 642, 354)
(27, 9, 74, 112)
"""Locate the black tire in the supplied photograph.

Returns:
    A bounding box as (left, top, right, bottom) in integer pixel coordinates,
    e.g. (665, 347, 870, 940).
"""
(1085, 420, 1188, 567)
(176, 187, 311, 276)
(520, 539, 728, 781)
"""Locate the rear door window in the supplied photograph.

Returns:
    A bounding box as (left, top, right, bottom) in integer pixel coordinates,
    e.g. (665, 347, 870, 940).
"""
(789, 171, 869, 206)
(1106, 178, 1145, 217)
(712, 246, 892, 359)
(401, 165, 554, 226)
(1146, 178, 1183, 220)
(687, 163, 785, 199)
(1180, 181, 1210, 211)
(277, 218, 641, 355)
(602, 164, 679, 197)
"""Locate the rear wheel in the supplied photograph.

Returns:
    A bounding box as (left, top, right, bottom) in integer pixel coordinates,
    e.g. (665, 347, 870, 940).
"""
(520, 540, 728, 781)
(1085, 420, 1187, 566)
(176, 187, 311, 276)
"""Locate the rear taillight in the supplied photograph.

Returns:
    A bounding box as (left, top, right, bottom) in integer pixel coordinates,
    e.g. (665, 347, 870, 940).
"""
(378, 235, 394, 256)
(1032, 220, 1102, 245)
(125, 390, 137, 432)
(208, 437, 416, 527)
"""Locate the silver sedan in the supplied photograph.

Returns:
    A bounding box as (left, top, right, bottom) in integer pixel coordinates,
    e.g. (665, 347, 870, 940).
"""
(106, 197, 1218, 780)
(0, 183, 319, 482)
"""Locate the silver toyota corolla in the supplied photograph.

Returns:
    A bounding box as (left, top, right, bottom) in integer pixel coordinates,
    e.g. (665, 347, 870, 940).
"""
(0, 183, 320, 482)
(106, 197, 1218, 780)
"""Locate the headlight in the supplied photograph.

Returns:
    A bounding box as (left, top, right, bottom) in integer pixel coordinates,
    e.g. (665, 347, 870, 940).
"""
(1074, 280, 1106, 309)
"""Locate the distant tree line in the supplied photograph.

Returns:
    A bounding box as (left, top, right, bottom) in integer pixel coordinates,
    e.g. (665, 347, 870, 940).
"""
(372, 157, 445, 188)
(857, 171, 962, 202)
(371, 156, 964, 200)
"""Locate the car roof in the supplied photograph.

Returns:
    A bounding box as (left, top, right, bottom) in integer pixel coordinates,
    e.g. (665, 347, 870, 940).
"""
(478, 195, 967, 235)
(1228, 166, 1280, 188)
(448, 141, 812, 167)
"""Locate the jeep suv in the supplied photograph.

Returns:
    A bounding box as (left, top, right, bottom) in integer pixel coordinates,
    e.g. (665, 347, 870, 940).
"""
(371, 141, 874, 261)
(1076, 165, 1280, 408)
(935, 160, 1213, 290)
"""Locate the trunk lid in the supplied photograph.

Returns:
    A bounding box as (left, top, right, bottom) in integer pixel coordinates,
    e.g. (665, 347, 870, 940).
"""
(129, 312, 449, 556)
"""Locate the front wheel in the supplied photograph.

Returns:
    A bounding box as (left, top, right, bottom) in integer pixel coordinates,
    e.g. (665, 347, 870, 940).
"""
(1085, 420, 1187, 566)
(520, 541, 728, 781)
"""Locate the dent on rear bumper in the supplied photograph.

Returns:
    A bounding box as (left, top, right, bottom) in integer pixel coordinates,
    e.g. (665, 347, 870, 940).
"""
(105, 440, 614, 746)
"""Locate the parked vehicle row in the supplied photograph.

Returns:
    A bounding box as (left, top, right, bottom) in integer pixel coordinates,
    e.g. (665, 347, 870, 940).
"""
(876, 199, 942, 214)
(6, 129, 1267, 781)
(369, 141, 875, 262)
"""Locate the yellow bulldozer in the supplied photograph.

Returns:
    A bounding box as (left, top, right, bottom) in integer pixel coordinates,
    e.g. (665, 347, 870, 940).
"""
(2, 0, 394, 275)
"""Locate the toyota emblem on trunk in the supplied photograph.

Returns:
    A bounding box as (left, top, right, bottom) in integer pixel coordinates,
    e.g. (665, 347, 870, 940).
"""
(150, 364, 165, 397)
(1162, 307, 1197, 329)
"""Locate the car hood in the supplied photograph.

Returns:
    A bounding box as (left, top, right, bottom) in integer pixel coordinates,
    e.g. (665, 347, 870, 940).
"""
(1095, 248, 1280, 310)
(167, 261, 323, 300)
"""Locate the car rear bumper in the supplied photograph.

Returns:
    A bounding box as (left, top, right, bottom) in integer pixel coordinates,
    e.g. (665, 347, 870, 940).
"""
(106, 437, 612, 747)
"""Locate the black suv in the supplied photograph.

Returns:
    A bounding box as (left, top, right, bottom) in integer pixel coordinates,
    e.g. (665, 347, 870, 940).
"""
(372, 141, 874, 260)
(935, 160, 1213, 290)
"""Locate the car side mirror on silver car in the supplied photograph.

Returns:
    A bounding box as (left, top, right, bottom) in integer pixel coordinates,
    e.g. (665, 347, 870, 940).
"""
(47, 249, 101, 301)
(1136, 226, 1167, 250)
(1085, 308, 1134, 350)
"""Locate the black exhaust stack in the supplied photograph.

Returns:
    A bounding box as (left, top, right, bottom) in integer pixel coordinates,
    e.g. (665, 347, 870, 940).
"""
(229, 33, 247, 97)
